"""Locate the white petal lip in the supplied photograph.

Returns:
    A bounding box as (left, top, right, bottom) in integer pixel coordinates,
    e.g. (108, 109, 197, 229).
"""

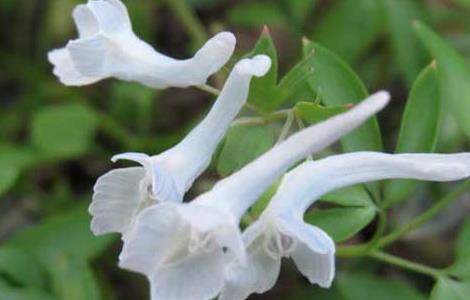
(267, 152, 470, 217)
(89, 167, 145, 235)
(196, 91, 390, 219)
(119, 203, 245, 300)
(47, 48, 101, 86)
(149, 248, 225, 300)
(219, 234, 281, 300)
(277, 217, 335, 287)
(48, 1, 237, 88)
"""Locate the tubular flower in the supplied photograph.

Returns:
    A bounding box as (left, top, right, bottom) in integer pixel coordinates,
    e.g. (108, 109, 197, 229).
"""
(48, 0, 236, 88)
(89, 55, 272, 236)
(118, 92, 390, 300)
(220, 152, 470, 300)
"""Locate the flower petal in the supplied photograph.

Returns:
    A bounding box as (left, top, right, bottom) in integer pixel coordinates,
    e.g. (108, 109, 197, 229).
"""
(89, 167, 145, 235)
(196, 91, 390, 218)
(118, 204, 188, 275)
(47, 48, 101, 86)
(112, 152, 182, 203)
(268, 152, 470, 216)
(67, 35, 110, 78)
(72, 5, 99, 38)
(278, 217, 335, 287)
(220, 224, 281, 300)
(86, 0, 131, 34)
(149, 248, 225, 300)
(156, 55, 271, 195)
(192, 31, 238, 78)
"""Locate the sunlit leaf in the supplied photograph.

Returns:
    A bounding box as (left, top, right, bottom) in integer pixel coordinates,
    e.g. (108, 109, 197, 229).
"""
(218, 125, 275, 176)
(384, 64, 441, 207)
(414, 21, 470, 138)
(305, 206, 375, 242)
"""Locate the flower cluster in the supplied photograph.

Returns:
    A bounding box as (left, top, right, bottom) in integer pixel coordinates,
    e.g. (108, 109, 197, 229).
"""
(49, 1, 470, 300)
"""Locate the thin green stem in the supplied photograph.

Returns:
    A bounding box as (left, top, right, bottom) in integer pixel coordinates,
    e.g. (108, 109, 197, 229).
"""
(378, 179, 470, 249)
(231, 110, 291, 127)
(196, 84, 220, 96)
(165, 0, 207, 47)
(369, 250, 444, 279)
(276, 110, 295, 144)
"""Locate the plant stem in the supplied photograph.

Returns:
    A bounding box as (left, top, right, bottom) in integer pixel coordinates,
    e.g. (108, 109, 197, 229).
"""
(231, 110, 291, 127)
(276, 110, 295, 144)
(196, 84, 220, 96)
(369, 250, 444, 279)
(378, 179, 470, 248)
(165, 0, 207, 47)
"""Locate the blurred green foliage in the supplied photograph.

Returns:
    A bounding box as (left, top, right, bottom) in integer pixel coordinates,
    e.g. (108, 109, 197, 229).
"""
(1, 0, 470, 299)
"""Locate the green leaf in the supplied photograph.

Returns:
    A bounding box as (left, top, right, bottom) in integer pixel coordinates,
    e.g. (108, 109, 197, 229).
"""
(311, 0, 384, 63)
(305, 206, 376, 242)
(449, 216, 470, 279)
(337, 272, 425, 300)
(300, 41, 384, 199)
(301, 41, 383, 153)
(0, 248, 47, 289)
(6, 204, 113, 265)
(227, 2, 285, 28)
(0, 286, 56, 300)
(245, 27, 279, 112)
(384, 0, 428, 85)
(31, 103, 99, 159)
(414, 21, 470, 138)
(453, 0, 470, 8)
(321, 185, 374, 207)
(295, 102, 349, 124)
(49, 256, 101, 300)
(0, 143, 35, 196)
(430, 278, 470, 300)
(383, 64, 441, 207)
(277, 0, 318, 31)
(218, 125, 275, 176)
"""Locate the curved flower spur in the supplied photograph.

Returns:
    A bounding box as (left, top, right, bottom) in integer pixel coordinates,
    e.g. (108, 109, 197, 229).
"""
(48, 0, 235, 88)
(118, 91, 390, 300)
(220, 152, 470, 300)
(89, 55, 272, 236)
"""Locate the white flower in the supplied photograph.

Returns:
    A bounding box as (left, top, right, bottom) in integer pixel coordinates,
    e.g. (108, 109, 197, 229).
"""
(89, 55, 272, 236)
(220, 152, 470, 300)
(118, 92, 390, 300)
(48, 0, 236, 88)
